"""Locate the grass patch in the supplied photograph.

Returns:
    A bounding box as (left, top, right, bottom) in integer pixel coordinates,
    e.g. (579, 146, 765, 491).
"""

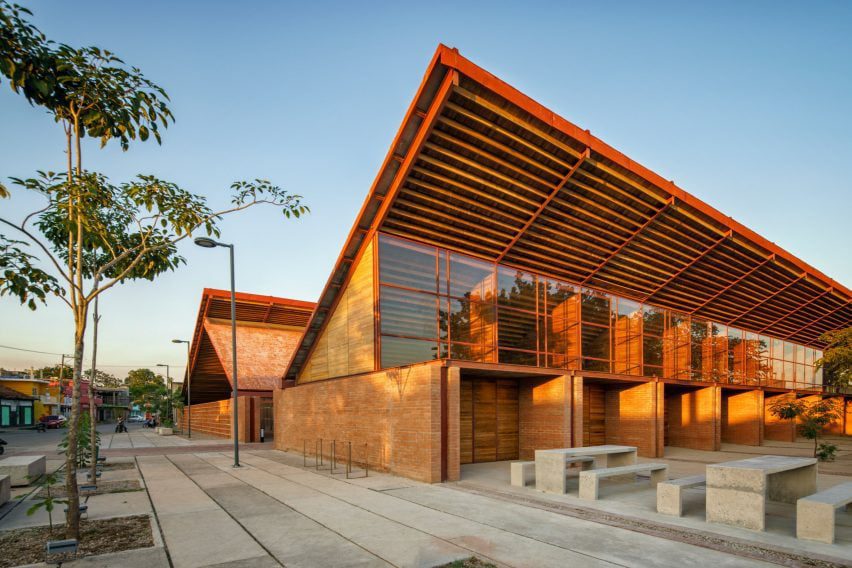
(0, 515, 153, 567)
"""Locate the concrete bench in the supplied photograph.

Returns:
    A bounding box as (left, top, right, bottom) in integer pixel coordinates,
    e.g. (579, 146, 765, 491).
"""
(656, 474, 706, 516)
(796, 481, 852, 544)
(510, 461, 535, 487)
(0, 455, 46, 486)
(0, 474, 9, 506)
(579, 463, 668, 500)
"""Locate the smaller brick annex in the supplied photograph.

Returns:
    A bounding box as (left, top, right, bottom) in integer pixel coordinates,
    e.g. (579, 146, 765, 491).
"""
(180, 288, 314, 441)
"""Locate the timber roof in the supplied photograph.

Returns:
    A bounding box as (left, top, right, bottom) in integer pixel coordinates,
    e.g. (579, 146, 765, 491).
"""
(284, 44, 851, 381)
(186, 288, 314, 402)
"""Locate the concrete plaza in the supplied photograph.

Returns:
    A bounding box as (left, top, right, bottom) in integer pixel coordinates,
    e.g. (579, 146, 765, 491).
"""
(1, 429, 850, 567)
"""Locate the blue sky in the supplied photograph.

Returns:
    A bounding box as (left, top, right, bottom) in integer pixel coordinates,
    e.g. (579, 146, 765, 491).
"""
(1, 0, 850, 379)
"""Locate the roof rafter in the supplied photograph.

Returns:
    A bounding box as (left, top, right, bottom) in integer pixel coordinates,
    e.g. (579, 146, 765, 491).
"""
(642, 230, 732, 302)
(581, 197, 674, 285)
(783, 301, 850, 340)
(728, 274, 807, 326)
(495, 148, 590, 262)
(690, 255, 776, 314)
(757, 287, 834, 333)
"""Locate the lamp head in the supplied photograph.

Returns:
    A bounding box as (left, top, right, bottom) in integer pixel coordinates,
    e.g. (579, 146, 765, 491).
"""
(194, 237, 219, 248)
(172, 339, 187, 344)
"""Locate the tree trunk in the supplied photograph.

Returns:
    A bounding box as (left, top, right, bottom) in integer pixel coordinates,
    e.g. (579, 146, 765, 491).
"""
(64, 316, 87, 540)
(89, 290, 100, 484)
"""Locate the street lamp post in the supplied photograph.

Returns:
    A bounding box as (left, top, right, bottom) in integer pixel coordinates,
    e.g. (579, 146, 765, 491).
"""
(172, 339, 191, 438)
(156, 364, 171, 423)
(194, 236, 240, 467)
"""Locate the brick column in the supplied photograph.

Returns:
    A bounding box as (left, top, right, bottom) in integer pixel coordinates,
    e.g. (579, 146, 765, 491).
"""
(572, 375, 584, 447)
(665, 385, 721, 451)
(604, 381, 664, 458)
(764, 392, 797, 442)
(721, 389, 764, 446)
(445, 367, 461, 481)
(519, 374, 571, 459)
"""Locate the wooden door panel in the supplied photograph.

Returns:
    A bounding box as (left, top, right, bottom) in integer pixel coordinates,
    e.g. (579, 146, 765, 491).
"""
(473, 379, 497, 462)
(583, 384, 606, 446)
(496, 379, 519, 460)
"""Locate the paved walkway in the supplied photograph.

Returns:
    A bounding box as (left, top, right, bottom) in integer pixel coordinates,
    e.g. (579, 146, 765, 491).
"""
(138, 450, 778, 568)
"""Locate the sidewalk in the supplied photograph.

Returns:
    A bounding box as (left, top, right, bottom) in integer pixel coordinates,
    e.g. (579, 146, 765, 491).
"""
(139, 450, 778, 568)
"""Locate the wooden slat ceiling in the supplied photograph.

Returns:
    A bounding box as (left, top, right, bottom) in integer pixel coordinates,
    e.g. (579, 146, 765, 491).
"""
(380, 70, 850, 348)
(284, 45, 850, 381)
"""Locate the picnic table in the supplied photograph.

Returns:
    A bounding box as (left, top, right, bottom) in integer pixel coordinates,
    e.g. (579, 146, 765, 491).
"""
(534, 445, 637, 494)
(706, 455, 817, 531)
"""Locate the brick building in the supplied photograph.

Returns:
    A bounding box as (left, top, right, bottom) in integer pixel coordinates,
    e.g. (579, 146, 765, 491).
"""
(277, 45, 852, 483)
(180, 288, 314, 441)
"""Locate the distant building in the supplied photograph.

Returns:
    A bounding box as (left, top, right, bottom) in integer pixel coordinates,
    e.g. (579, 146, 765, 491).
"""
(0, 383, 37, 427)
(94, 386, 130, 422)
(180, 288, 314, 441)
(0, 374, 60, 423)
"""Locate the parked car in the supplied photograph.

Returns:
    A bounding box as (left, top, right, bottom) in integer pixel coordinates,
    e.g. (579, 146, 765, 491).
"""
(127, 415, 145, 423)
(38, 415, 66, 429)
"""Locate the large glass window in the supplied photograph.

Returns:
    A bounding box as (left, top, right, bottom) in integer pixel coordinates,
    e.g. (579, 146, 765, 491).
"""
(380, 287, 438, 339)
(379, 235, 436, 292)
(643, 306, 665, 377)
(376, 232, 823, 386)
(613, 298, 642, 376)
(449, 253, 493, 302)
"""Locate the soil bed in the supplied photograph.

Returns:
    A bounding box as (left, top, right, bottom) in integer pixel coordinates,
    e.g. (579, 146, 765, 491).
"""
(439, 559, 497, 568)
(0, 514, 153, 568)
(99, 462, 136, 471)
(39, 479, 142, 498)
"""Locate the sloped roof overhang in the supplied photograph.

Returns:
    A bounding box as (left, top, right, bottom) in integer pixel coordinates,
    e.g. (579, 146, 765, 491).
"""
(284, 45, 851, 381)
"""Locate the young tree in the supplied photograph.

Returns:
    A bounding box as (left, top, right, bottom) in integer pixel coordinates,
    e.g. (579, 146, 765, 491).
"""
(817, 327, 851, 392)
(0, 2, 308, 539)
(768, 397, 841, 460)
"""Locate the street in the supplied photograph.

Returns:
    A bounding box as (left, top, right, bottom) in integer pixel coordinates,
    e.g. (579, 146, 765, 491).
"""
(0, 422, 139, 457)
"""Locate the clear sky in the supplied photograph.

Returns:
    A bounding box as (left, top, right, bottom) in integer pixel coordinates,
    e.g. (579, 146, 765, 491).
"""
(1, 0, 850, 380)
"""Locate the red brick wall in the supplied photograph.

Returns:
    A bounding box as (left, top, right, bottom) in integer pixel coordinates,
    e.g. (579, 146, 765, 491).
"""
(603, 381, 664, 457)
(180, 395, 268, 442)
(181, 399, 232, 439)
(822, 396, 846, 436)
(721, 389, 763, 445)
(764, 392, 797, 442)
(276, 362, 444, 483)
(665, 385, 720, 451)
(518, 375, 571, 459)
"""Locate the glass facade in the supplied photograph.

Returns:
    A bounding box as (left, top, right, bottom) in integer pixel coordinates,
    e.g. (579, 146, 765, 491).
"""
(377, 233, 824, 388)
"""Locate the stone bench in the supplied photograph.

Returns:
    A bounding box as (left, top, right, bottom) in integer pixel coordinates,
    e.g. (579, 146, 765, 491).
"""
(656, 474, 706, 516)
(796, 481, 852, 544)
(0, 474, 9, 506)
(579, 463, 668, 500)
(0, 455, 46, 486)
(156, 427, 173, 436)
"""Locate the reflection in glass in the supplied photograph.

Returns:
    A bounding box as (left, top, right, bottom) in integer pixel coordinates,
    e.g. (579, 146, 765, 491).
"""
(381, 336, 439, 368)
(497, 267, 536, 312)
(379, 235, 436, 292)
(449, 253, 493, 302)
(380, 286, 438, 339)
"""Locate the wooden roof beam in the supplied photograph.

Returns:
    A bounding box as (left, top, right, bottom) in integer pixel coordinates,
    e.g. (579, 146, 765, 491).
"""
(581, 198, 674, 285)
(757, 287, 834, 333)
(783, 301, 851, 340)
(495, 149, 590, 262)
(727, 274, 807, 326)
(689, 255, 776, 313)
(643, 231, 731, 302)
